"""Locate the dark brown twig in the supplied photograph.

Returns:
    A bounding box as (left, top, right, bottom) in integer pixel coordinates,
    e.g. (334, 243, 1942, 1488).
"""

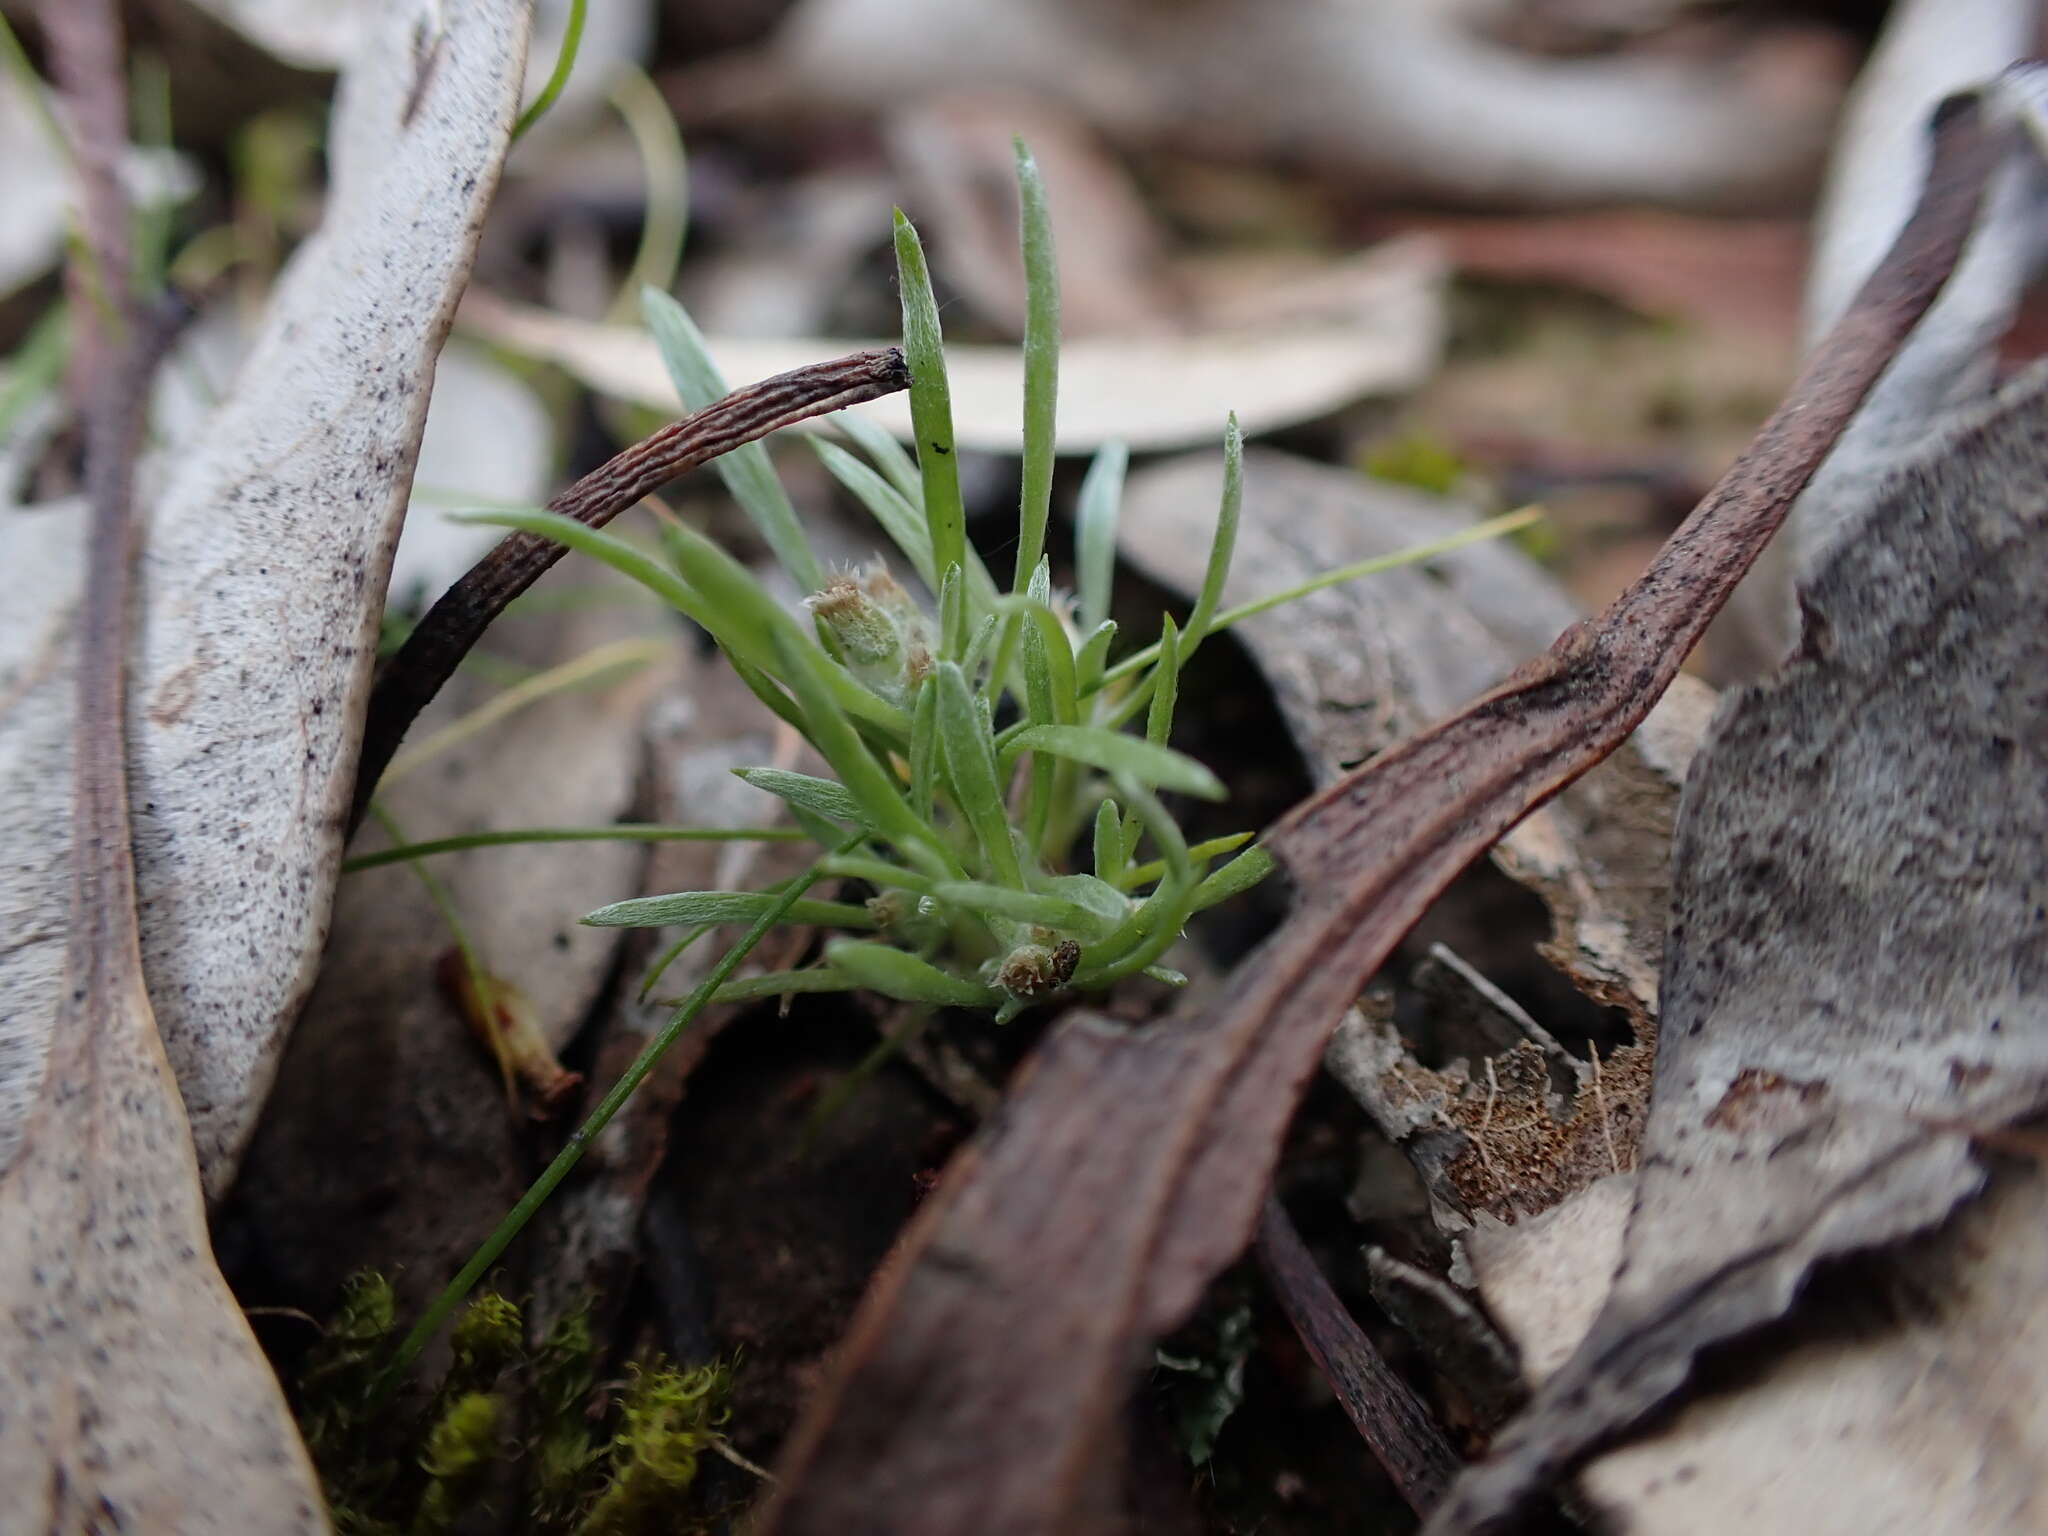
(1255, 1198, 1461, 1516)
(758, 96, 1997, 1536)
(350, 347, 910, 831)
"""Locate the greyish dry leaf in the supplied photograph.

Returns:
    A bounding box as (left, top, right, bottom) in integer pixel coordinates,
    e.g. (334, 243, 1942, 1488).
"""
(458, 236, 1442, 455)
(1427, 356, 2048, 1535)
(0, 0, 533, 1199)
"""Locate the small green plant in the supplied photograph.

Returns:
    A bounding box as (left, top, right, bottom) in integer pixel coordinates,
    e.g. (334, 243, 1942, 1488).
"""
(461, 145, 1530, 1024)
(378, 142, 1535, 1393)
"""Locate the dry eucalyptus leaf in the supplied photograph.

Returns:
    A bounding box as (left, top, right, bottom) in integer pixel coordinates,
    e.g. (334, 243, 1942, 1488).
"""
(128, 0, 531, 1198)
(459, 239, 1441, 454)
(1427, 359, 2048, 1534)
(769, 0, 1844, 211)
(4, 0, 537, 1189)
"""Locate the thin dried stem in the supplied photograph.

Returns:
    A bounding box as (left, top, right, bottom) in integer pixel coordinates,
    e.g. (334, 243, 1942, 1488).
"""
(352, 347, 910, 830)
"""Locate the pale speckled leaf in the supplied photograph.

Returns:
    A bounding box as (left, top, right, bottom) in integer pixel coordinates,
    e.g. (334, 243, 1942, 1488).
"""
(139, 0, 529, 1197)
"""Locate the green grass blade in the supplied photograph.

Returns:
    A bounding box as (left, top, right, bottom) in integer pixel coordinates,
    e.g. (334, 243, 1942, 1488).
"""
(1115, 831, 1254, 892)
(453, 506, 702, 625)
(1013, 138, 1060, 591)
(708, 968, 859, 1005)
(909, 675, 941, 820)
(826, 939, 999, 1007)
(893, 209, 966, 584)
(584, 890, 877, 929)
(934, 660, 1021, 886)
(343, 824, 803, 873)
(821, 856, 936, 896)
(1075, 442, 1128, 634)
(511, 0, 586, 141)
(938, 563, 967, 661)
(1145, 613, 1181, 747)
(642, 286, 825, 592)
(1180, 413, 1242, 657)
(1092, 505, 1545, 693)
(607, 68, 689, 318)
(999, 724, 1224, 801)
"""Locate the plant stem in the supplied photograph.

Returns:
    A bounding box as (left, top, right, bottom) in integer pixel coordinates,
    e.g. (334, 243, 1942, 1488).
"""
(342, 824, 805, 874)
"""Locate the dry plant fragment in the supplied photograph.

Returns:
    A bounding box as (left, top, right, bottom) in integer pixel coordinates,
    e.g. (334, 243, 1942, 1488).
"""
(353, 344, 912, 828)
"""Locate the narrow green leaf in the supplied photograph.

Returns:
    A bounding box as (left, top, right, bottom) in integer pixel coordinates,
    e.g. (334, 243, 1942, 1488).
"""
(1014, 137, 1060, 591)
(930, 881, 1118, 940)
(810, 435, 938, 592)
(939, 561, 979, 664)
(825, 939, 998, 1007)
(454, 506, 701, 626)
(1074, 620, 1117, 694)
(1072, 775, 1202, 988)
(832, 410, 923, 505)
(583, 890, 877, 929)
(733, 768, 869, 829)
(963, 612, 1001, 680)
(725, 654, 809, 735)
(772, 630, 940, 873)
(709, 968, 860, 1005)
(1001, 724, 1224, 801)
(893, 209, 967, 584)
(343, 823, 803, 873)
(511, 0, 586, 141)
(909, 673, 941, 821)
(934, 660, 1020, 886)
(1117, 831, 1255, 892)
(821, 855, 936, 896)
(1092, 798, 1125, 884)
(1182, 412, 1242, 657)
(1189, 845, 1277, 912)
(1141, 965, 1189, 988)
(1145, 613, 1181, 747)
(1075, 441, 1128, 634)
(642, 287, 824, 591)
(1020, 563, 1061, 850)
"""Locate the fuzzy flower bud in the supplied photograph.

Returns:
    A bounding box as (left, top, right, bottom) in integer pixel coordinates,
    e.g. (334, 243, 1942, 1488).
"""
(806, 563, 937, 707)
(993, 938, 1082, 1000)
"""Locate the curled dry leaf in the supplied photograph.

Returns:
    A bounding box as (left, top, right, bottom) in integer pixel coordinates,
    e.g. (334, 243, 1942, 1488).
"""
(458, 237, 1441, 454)
(0, 0, 535, 1199)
